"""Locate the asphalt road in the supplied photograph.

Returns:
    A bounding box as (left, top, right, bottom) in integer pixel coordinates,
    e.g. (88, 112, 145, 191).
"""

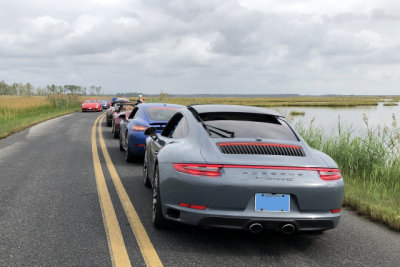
(0, 111, 399, 267)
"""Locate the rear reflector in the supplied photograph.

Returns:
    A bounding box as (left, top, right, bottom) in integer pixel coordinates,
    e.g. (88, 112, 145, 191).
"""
(330, 208, 341, 213)
(173, 164, 222, 177)
(179, 202, 206, 210)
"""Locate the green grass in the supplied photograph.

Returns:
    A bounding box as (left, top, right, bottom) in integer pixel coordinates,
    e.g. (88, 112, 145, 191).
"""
(296, 121, 400, 231)
(0, 95, 82, 138)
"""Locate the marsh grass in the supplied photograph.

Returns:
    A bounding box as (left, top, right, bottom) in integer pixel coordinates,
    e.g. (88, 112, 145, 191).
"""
(0, 95, 81, 138)
(290, 110, 305, 116)
(147, 96, 382, 107)
(296, 117, 400, 230)
(383, 103, 399, 106)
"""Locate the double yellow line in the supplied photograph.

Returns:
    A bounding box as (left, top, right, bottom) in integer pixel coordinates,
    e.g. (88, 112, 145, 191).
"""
(91, 114, 163, 267)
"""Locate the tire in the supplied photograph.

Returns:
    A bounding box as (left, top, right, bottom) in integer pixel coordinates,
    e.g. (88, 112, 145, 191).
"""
(119, 133, 124, 151)
(112, 121, 119, 138)
(125, 138, 136, 163)
(106, 115, 112, 127)
(143, 150, 151, 188)
(152, 164, 166, 228)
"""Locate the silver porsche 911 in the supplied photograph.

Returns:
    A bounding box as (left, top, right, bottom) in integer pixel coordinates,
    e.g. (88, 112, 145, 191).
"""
(143, 104, 344, 234)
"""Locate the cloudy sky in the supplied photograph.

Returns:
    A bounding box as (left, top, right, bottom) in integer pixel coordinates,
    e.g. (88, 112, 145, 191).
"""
(1, 0, 399, 95)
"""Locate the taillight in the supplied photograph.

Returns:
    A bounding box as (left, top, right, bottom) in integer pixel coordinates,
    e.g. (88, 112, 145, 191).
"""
(330, 208, 341, 213)
(132, 125, 148, 131)
(173, 164, 222, 177)
(317, 168, 342, 181)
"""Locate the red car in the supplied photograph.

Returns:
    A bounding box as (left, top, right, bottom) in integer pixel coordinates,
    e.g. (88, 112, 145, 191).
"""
(111, 103, 136, 138)
(82, 100, 102, 112)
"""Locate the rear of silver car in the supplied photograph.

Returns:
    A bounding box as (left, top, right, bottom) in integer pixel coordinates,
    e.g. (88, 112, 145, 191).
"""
(159, 161, 343, 233)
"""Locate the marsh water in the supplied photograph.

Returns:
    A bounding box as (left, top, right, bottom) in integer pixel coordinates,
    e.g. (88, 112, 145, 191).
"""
(274, 102, 400, 134)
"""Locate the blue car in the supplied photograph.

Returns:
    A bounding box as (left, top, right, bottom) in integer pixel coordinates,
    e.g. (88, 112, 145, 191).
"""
(119, 103, 184, 162)
(102, 100, 111, 109)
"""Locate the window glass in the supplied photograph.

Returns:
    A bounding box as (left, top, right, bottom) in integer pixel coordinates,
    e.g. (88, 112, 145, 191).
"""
(171, 117, 188, 138)
(133, 108, 142, 119)
(198, 112, 297, 141)
(144, 107, 180, 121)
(128, 108, 138, 119)
(161, 113, 183, 137)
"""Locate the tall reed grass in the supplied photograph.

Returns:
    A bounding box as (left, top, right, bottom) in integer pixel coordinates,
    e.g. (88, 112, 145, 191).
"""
(0, 95, 82, 138)
(296, 115, 400, 230)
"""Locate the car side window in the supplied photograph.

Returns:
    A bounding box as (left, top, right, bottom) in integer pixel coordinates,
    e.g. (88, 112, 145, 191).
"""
(170, 116, 188, 139)
(161, 113, 183, 137)
(133, 108, 142, 119)
(129, 108, 138, 119)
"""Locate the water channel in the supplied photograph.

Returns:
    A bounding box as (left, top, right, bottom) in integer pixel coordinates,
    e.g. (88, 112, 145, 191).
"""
(274, 102, 400, 134)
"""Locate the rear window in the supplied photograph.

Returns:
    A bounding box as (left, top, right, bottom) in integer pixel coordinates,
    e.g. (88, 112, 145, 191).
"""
(144, 107, 180, 121)
(120, 105, 135, 111)
(198, 112, 298, 141)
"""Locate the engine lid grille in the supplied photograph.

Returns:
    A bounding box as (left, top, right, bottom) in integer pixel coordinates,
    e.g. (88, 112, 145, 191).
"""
(218, 142, 305, 157)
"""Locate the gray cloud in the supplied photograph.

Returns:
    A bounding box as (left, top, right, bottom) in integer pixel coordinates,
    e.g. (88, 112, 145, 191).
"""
(0, 0, 399, 94)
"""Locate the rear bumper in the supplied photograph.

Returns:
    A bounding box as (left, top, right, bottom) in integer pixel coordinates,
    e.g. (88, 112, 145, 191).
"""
(82, 107, 102, 112)
(163, 204, 339, 231)
(159, 162, 344, 231)
(128, 132, 147, 156)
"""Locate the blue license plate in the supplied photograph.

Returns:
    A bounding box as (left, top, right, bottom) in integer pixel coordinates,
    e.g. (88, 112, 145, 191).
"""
(255, 193, 290, 212)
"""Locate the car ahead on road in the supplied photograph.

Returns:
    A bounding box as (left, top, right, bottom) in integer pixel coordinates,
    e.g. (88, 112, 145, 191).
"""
(106, 98, 129, 126)
(102, 99, 112, 109)
(81, 99, 102, 112)
(143, 104, 344, 234)
(119, 103, 184, 162)
(111, 102, 137, 138)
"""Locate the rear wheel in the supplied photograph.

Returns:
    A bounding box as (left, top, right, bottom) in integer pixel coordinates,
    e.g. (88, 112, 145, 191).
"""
(152, 164, 166, 228)
(125, 138, 135, 163)
(119, 133, 124, 151)
(106, 115, 112, 127)
(112, 121, 119, 138)
(143, 150, 151, 188)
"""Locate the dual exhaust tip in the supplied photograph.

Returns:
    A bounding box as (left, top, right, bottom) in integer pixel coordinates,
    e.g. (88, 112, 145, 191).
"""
(248, 223, 296, 234)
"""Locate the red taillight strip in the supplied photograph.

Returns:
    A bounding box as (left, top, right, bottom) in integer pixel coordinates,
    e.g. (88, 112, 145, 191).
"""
(173, 164, 222, 177)
(173, 163, 341, 180)
(331, 208, 341, 213)
(218, 142, 302, 149)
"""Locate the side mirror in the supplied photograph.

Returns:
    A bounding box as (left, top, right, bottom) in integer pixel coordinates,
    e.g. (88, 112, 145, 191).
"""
(144, 127, 157, 139)
(118, 114, 126, 119)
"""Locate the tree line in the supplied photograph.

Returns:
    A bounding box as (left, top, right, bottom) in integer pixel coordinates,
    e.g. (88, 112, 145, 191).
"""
(0, 81, 103, 96)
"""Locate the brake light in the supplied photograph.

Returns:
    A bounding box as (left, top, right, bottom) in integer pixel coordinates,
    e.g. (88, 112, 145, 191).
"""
(331, 208, 341, 213)
(173, 164, 222, 177)
(179, 202, 206, 210)
(318, 169, 342, 181)
(132, 125, 148, 131)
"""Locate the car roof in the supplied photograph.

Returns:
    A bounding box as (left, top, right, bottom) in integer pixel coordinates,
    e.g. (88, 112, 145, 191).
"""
(189, 104, 282, 117)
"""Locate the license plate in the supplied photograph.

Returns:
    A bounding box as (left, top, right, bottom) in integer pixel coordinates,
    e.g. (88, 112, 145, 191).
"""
(255, 193, 290, 212)
(89, 108, 92, 110)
